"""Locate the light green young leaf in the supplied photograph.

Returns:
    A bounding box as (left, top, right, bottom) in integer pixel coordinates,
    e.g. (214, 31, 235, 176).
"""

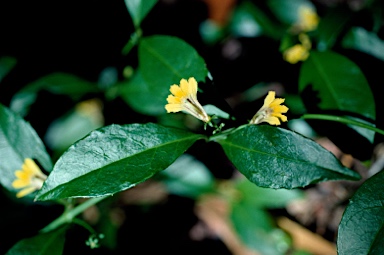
(342, 27, 384, 61)
(10, 73, 99, 117)
(161, 154, 215, 199)
(0, 56, 17, 83)
(124, 35, 208, 116)
(230, 1, 282, 39)
(219, 125, 360, 189)
(203, 104, 230, 119)
(125, 0, 157, 27)
(36, 123, 204, 201)
(268, 0, 315, 25)
(120, 69, 165, 116)
(0, 104, 52, 196)
(338, 170, 384, 254)
(5, 227, 66, 255)
(299, 51, 375, 120)
(231, 204, 290, 255)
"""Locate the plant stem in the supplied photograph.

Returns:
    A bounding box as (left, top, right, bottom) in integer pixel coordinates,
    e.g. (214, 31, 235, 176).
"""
(40, 196, 109, 233)
(301, 114, 384, 136)
(121, 28, 142, 55)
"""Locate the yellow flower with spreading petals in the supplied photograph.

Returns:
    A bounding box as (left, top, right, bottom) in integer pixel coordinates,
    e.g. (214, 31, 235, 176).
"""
(250, 91, 289, 126)
(12, 158, 47, 198)
(297, 6, 319, 32)
(165, 77, 211, 123)
(283, 33, 311, 64)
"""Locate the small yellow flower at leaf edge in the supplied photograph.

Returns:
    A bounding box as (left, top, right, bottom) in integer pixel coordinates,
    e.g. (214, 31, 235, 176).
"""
(12, 158, 47, 198)
(297, 6, 319, 32)
(250, 91, 289, 126)
(165, 77, 211, 123)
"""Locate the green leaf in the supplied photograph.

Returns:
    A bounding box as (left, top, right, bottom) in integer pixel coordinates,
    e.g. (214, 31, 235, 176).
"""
(0, 104, 52, 196)
(230, 1, 280, 39)
(45, 103, 104, 153)
(36, 123, 204, 201)
(342, 27, 384, 61)
(299, 51, 375, 120)
(0, 56, 17, 83)
(219, 125, 360, 189)
(123, 35, 208, 116)
(316, 7, 351, 50)
(5, 227, 66, 255)
(125, 0, 157, 27)
(337, 170, 384, 254)
(161, 154, 215, 199)
(10, 73, 99, 117)
(268, 0, 315, 25)
(120, 70, 165, 116)
(231, 205, 290, 255)
(203, 104, 231, 119)
(235, 178, 303, 208)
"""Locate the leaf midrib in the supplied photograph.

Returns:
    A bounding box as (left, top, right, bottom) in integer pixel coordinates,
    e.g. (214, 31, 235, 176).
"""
(37, 134, 204, 199)
(220, 139, 342, 171)
(310, 53, 343, 110)
(141, 38, 184, 79)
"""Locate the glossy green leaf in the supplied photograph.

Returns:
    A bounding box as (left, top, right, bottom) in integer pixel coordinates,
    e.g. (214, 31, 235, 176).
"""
(203, 104, 230, 119)
(5, 227, 66, 255)
(125, 0, 157, 27)
(337, 170, 384, 254)
(36, 123, 204, 201)
(124, 35, 208, 115)
(342, 27, 384, 61)
(0, 104, 52, 196)
(299, 51, 375, 120)
(0, 56, 17, 83)
(219, 125, 360, 189)
(10, 73, 99, 117)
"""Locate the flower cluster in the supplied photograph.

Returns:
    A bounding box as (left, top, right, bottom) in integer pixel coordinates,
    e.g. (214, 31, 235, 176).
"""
(165, 78, 288, 127)
(283, 5, 319, 64)
(12, 158, 47, 198)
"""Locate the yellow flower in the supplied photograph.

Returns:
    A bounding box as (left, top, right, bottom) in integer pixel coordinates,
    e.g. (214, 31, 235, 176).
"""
(283, 33, 311, 64)
(12, 158, 47, 198)
(165, 77, 211, 123)
(283, 44, 310, 64)
(297, 6, 319, 32)
(250, 91, 289, 126)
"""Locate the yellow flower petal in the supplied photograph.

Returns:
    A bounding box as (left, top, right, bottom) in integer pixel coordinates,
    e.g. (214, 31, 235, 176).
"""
(265, 116, 281, 125)
(12, 178, 30, 188)
(12, 158, 47, 198)
(263, 91, 276, 106)
(165, 104, 183, 113)
(165, 77, 210, 123)
(166, 95, 181, 104)
(170, 85, 185, 98)
(16, 186, 37, 198)
(250, 91, 288, 126)
(271, 104, 289, 113)
(283, 44, 309, 64)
